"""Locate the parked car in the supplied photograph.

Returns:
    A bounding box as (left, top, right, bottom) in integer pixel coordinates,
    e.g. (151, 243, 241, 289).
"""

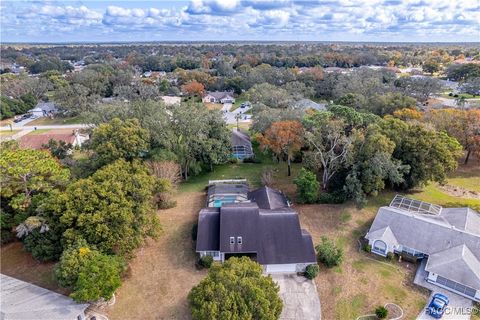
(427, 293, 449, 318)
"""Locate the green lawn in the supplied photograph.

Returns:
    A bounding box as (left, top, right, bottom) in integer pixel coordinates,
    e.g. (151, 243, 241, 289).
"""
(27, 129, 51, 135)
(230, 94, 249, 112)
(440, 92, 479, 99)
(0, 129, 20, 136)
(27, 115, 86, 126)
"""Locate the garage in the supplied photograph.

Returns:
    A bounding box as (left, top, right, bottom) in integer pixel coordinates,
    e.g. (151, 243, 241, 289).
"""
(265, 264, 297, 273)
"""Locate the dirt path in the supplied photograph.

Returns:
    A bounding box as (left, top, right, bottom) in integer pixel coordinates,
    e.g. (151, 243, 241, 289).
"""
(439, 184, 480, 200)
(106, 192, 207, 320)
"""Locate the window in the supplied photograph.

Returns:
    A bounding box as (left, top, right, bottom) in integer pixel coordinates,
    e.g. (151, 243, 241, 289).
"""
(230, 237, 235, 245)
(237, 236, 242, 245)
(205, 251, 219, 257)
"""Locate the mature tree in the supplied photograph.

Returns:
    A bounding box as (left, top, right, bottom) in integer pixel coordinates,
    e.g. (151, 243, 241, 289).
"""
(0, 148, 69, 211)
(294, 168, 319, 204)
(89, 118, 150, 167)
(460, 77, 480, 96)
(188, 257, 283, 320)
(367, 93, 416, 116)
(424, 109, 480, 164)
(303, 116, 353, 190)
(381, 117, 462, 189)
(423, 58, 441, 74)
(169, 103, 231, 179)
(54, 83, 98, 116)
(245, 83, 293, 108)
(257, 120, 304, 176)
(181, 80, 205, 97)
(55, 240, 124, 302)
(43, 139, 73, 160)
(251, 104, 303, 133)
(344, 126, 408, 206)
(59, 159, 159, 256)
(394, 76, 443, 102)
(446, 63, 480, 81)
(392, 108, 423, 121)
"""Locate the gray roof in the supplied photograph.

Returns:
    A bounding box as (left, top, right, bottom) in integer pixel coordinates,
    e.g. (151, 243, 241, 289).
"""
(196, 208, 220, 251)
(205, 91, 234, 100)
(1, 274, 89, 320)
(293, 99, 327, 112)
(219, 202, 260, 254)
(197, 186, 316, 265)
(366, 203, 480, 290)
(257, 209, 316, 264)
(231, 130, 251, 148)
(36, 102, 57, 113)
(248, 186, 289, 210)
(425, 245, 480, 289)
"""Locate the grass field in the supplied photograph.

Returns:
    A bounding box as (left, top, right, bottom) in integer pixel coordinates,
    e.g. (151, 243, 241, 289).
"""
(26, 115, 86, 126)
(0, 129, 20, 137)
(26, 128, 52, 135)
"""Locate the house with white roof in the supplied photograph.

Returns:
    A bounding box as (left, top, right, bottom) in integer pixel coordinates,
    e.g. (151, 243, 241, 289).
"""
(365, 195, 480, 301)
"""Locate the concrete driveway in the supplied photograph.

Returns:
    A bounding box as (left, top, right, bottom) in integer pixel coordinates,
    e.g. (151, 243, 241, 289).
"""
(271, 274, 321, 320)
(415, 259, 473, 320)
(221, 103, 252, 124)
(417, 290, 473, 320)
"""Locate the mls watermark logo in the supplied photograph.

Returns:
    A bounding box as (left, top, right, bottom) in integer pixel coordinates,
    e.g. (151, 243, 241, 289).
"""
(427, 306, 480, 317)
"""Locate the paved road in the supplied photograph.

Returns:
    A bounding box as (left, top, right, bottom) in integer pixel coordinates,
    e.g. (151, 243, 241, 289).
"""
(221, 103, 252, 124)
(271, 274, 321, 320)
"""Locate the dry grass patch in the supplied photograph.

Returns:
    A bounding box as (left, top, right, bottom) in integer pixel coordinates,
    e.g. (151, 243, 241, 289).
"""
(0, 242, 65, 294)
(296, 202, 429, 320)
(106, 192, 207, 320)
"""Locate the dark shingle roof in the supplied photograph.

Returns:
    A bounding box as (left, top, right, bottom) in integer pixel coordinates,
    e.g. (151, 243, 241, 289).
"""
(219, 202, 260, 253)
(248, 186, 289, 210)
(257, 209, 316, 264)
(196, 208, 220, 251)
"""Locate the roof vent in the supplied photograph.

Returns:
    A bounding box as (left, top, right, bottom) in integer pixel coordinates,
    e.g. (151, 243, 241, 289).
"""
(389, 195, 442, 216)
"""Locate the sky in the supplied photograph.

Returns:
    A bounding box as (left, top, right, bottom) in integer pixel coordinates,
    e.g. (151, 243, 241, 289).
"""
(1, 0, 479, 43)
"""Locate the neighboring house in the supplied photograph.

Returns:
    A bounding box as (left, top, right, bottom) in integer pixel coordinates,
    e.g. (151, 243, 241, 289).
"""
(202, 91, 235, 104)
(231, 129, 253, 160)
(1, 274, 89, 320)
(161, 95, 181, 106)
(365, 195, 480, 301)
(197, 180, 316, 273)
(293, 99, 327, 112)
(28, 102, 58, 118)
(19, 129, 88, 150)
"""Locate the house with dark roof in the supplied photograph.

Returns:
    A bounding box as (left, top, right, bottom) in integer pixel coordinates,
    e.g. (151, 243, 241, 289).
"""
(365, 195, 480, 301)
(231, 129, 253, 160)
(196, 180, 316, 273)
(202, 91, 235, 104)
(1, 274, 89, 320)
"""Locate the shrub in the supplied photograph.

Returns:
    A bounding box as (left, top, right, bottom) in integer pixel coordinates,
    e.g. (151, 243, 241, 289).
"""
(317, 190, 347, 204)
(294, 168, 319, 204)
(199, 255, 214, 268)
(363, 244, 372, 253)
(386, 252, 394, 261)
(55, 240, 124, 302)
(375, 306, 388, 319)
(315, 236, 343, 268)
(304, 264, 319, 279)
(189, 257, 282, 320)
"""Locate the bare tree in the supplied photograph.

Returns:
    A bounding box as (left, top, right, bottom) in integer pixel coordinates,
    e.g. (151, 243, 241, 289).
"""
(304, 120, 352, 190)
(146, 160, 182, 186)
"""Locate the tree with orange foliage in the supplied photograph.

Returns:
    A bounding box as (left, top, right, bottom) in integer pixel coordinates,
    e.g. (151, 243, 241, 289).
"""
(393, 108, 423, 121)
(181, 80, 204, 97)
(425, 109, 480, 164)
(257, 120, 304, 176)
